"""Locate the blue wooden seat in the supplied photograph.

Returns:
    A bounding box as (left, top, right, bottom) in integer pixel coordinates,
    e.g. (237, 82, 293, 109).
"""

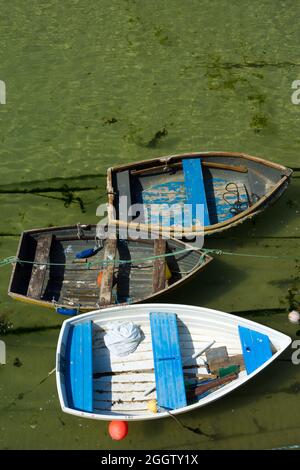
(238, 326, 272, 375)
(150, 312, 187, 410)
(65, 321, 93, 412)
(182, 158, 211, 227)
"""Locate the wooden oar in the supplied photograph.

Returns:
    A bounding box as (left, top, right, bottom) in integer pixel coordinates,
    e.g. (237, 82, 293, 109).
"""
(131, 161, 248, 176)
(187, 373, 238, 400)
(143, 340, 215, 397)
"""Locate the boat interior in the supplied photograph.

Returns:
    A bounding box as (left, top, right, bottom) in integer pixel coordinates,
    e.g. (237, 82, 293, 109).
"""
(9, 225, 209, 310)
(57, 306, 283, 420)
(111, 154, 289, 227)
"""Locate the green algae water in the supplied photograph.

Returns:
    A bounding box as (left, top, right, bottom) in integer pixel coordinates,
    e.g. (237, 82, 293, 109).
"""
(0, 0, 300, 449)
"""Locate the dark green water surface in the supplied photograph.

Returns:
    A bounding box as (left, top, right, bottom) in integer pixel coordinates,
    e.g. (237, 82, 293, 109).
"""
(0, 0, 300, 449)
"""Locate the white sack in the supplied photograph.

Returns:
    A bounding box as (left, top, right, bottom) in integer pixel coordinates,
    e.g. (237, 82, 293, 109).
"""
(103, 322, 143, 357)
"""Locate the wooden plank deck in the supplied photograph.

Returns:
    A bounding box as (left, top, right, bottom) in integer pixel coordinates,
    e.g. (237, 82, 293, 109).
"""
(152, 239, 166, 293)
(99, 238, 117, 306)
(27, 234, 53, 299)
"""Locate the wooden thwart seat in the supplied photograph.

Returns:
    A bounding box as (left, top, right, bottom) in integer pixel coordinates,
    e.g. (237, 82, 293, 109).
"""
(238, 326, 272, 375)
(116, 170, 132, 221)
(65, 321, 93, 412)
(150, 312, 187, 410)
(99, 238, 117, 305)
(27, 234, 53, 299)
(152, 239, 166, 293)
(182, 158, 211, 227)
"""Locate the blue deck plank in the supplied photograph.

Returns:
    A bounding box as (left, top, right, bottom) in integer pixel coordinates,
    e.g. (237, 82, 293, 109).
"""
(182, 158, 211, 227)
(66, 321, 93, 412)
(238, 326, 272, 375)
(150, 312, 187, 410)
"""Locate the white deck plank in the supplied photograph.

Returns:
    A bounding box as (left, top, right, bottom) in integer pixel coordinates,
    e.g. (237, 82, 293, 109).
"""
(93, 390, 157, 401)
(93, 372, 155, 383)
(93, 381, 155, 392)
(93, 354, 212, 374)
(93, 400, 152, 412)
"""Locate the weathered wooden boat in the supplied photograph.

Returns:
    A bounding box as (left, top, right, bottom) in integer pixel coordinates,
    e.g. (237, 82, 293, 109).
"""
(8, 224, 212, 313)
(107, 151, 293, 236)
(56, 303, 291, 421)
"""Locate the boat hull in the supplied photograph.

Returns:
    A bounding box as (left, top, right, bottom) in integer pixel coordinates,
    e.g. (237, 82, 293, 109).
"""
(56, 303, 291, 421)
(107, 152, 293, 237)
(8, 225, 212, 312)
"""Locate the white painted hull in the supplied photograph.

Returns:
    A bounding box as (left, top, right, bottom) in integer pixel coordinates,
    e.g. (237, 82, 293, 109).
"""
(56, 304, 291, 422)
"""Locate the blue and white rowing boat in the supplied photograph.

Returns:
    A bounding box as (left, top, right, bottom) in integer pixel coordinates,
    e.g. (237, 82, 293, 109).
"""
(56, 303, 291, 422)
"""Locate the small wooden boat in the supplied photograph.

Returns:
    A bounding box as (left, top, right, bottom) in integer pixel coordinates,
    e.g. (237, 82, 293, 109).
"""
(107, 151, 293, 236)
(56, 303, 291, 421)
(8, 225, 212, 313)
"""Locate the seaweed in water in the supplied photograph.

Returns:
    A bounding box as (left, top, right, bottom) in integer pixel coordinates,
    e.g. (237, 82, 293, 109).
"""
(249, 112, 268, 133)
(103, 117, 118, 125)
(0, 315, 13, 334)
(31, 184, 87, 213)
(247, 93, 266, 106)
(147, 127, 168, 148)
(154, 27, 169, 45)
(13, 357, 23, 368)
(286, 287, 300, 311)
(61, 185, 86, 213)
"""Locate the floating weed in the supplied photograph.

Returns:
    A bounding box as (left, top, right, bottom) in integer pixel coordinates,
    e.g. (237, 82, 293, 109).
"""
(146, 127, 168, 148)
(205, 56, 223, 82)
(61, 185, 86, 213)
(58, 416, 66, 426)
(253, 72, 264, 79)
(154, 27, 169, 45)
(206, 56, 251, 91)
(128, 15, 140, 25)
(123, 124, 168, 148)
(247, 93, 266, 105)
(0, 315, 13, 335)
(250, 112, 268, 133)
(253, 417, 267, 433)
(32, 185, 87, 213)
(103, 117, 118, 125)
(286, 287, 300, 311)
(223, 76, 249, 90)
(13, 357, 23, 368)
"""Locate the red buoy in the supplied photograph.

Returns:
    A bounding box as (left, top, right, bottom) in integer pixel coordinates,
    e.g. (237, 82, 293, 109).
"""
(108, 420, 128, 441)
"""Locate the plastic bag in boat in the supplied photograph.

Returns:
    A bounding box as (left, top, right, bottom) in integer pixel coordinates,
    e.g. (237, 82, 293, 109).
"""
(103, 322, 144, 357)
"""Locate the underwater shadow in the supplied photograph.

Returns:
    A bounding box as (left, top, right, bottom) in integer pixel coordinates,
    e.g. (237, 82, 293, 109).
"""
(155, 257, 247, 308)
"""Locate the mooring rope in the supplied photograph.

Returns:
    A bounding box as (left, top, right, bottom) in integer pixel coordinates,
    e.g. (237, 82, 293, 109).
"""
(0, 246, 298, 269)
(0, 247, 198, 269)
(205, 248, 299, 261)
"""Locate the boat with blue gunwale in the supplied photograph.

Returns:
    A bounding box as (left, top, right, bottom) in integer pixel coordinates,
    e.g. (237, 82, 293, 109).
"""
(106, 151, 293, 236)
(55, 303, 291, 421)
